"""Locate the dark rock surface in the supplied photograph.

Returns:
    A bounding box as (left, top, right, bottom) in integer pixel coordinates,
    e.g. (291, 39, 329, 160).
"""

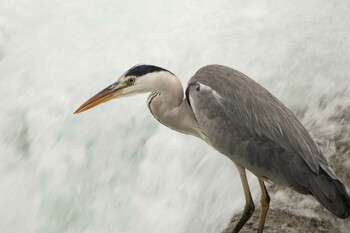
(222, 208, 345, 233)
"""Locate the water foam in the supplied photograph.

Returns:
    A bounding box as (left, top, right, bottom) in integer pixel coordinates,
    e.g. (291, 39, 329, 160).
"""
(0, 0, 349, 233)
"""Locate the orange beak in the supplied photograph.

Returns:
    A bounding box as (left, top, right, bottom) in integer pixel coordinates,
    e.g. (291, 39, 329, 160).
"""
(74, 82, 125, 114)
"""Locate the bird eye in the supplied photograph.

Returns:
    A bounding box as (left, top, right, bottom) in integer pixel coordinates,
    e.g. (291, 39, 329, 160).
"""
(127, 77, 135, 84)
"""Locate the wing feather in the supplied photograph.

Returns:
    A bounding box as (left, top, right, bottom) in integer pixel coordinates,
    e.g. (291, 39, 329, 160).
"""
(187, 65, 335, 177)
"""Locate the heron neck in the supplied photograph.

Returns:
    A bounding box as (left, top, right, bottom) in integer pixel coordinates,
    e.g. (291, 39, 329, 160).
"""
(148, 76, 201, 138)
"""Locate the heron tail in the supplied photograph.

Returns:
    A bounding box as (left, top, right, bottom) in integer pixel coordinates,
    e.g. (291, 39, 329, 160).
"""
(309, 169, 350, 219)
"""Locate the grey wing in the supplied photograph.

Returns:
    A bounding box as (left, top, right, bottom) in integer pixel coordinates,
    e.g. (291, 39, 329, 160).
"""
(186, 65, 337, 179)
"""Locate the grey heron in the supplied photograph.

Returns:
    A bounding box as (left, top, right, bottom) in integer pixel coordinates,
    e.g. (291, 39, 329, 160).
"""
(74, 64, 350, 232)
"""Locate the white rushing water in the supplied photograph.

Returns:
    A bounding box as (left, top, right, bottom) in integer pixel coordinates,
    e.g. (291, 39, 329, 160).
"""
(0, 0, 349, 233)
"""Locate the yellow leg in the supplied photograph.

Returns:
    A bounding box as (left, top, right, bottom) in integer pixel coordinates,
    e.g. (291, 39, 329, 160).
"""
(232, 165, 255, 233)
(257, 179, 270, 233)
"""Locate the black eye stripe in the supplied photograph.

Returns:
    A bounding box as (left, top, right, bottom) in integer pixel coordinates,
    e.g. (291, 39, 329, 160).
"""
(125, 65, 174, 77)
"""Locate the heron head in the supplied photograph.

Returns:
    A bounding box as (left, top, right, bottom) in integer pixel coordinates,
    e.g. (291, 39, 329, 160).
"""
(74, 64, 174, 114)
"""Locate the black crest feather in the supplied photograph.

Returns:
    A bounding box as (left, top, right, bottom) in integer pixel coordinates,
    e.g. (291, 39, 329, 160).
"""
(125, 65, 173, 77)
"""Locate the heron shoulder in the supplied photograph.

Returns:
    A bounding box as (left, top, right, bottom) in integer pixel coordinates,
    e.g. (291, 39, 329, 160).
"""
(189, 65, 272, 98)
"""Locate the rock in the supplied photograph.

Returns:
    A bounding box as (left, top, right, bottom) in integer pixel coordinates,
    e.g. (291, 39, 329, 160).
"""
(222, 208, 341, 233)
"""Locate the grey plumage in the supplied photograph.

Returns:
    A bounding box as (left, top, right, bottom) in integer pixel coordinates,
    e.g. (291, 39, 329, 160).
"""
(188, 65, 330, 176)
(75, 64, 350, 232)
(187, 65, 349, 218)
